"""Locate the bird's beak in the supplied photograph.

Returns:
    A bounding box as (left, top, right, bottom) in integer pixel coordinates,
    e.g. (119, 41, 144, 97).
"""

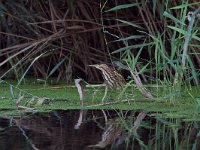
(89, 64, 97, 67)
(88, 64, 100, 69)
(88, 64, 95, 67)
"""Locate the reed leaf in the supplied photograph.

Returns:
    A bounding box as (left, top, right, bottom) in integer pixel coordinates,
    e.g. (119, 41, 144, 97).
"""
(114, 35, 145, 42)
(116, 19, 144, 29)
(105, 3, 140, 12)
(163, 11, 186, 26)
(170, 2, 200, 9)
(17, 53, 47, 86)
(112, 42, 154, 54)
(47, 56, 67, 79)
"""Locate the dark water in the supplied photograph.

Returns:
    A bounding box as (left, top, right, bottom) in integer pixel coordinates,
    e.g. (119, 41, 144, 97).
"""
(0, 110, 200, 150)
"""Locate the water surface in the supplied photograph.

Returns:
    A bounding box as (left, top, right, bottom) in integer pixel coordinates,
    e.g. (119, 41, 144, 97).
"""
(0, 109, 200, 150)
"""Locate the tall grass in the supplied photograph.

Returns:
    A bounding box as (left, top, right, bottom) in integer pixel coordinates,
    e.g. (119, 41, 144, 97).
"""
(100, 0, 200, 90)
(0, 0, 199, 88)
(0, 0, 112, 83)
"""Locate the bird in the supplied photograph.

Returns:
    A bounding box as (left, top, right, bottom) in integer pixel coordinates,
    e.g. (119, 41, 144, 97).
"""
(88, 118, 123, 148)
(89, 64, 126, 102)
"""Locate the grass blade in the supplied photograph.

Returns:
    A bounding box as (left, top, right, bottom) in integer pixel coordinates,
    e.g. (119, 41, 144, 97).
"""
(112, 42, 154, 54)
(105, 3, 140, 12)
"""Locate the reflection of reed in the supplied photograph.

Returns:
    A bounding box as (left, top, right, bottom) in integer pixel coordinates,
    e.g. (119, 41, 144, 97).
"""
(1, 110, 199, 149)
(74, 110, 87, 129)
(16, 115, 52, 136)
(0, 111, 105, 149)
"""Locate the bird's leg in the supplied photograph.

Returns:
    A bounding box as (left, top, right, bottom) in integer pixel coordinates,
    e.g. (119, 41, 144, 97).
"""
(102, 86, 108, 103)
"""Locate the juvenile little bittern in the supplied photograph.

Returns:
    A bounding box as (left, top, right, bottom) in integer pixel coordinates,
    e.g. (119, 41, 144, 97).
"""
(89, 64, 126, 102)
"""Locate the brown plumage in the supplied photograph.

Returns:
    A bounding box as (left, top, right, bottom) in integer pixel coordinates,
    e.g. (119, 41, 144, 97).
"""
(89, 64, 125, 90)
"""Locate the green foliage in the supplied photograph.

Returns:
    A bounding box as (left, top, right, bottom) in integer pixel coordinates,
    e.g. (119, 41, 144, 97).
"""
(0, 0, 199, 88)
(105, 3, 141, 12)
(102, 0, 200, 89)
(0, 79, 199, 117)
